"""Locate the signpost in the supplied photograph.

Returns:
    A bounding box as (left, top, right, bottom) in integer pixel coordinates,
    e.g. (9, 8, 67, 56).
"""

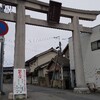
(13, 68, 27, 99)
(0, 20, 8, 36)
(0, 20, 8, 95)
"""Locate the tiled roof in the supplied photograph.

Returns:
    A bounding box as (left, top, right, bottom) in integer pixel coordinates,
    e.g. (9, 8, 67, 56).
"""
(25, 47, 57, 65)
(47, 55, 69, 69)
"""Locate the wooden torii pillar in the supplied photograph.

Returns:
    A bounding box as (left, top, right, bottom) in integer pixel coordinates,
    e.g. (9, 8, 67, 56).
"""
(0, 0, 100, 94)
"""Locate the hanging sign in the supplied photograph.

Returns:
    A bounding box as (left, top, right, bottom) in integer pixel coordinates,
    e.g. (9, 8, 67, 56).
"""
(47, 1, 62, 23)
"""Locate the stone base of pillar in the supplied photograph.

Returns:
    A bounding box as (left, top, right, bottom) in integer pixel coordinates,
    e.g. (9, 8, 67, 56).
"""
(15, 94, 27, 100)
(74, 87, 90, 94)
(8, 92, 27, 100)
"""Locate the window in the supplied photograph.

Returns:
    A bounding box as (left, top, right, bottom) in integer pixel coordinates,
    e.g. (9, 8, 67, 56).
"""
(91, 41, 98, 51)
(97, 40, 100, 49)
(91, 40, 100, 51)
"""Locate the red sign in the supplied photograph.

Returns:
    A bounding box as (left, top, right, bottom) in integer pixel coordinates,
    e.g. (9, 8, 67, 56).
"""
(0, 20, 9, 36)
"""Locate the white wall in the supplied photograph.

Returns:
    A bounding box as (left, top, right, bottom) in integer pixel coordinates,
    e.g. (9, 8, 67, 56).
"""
(84, 26, 100, 86)
(69, 25, 100, 88)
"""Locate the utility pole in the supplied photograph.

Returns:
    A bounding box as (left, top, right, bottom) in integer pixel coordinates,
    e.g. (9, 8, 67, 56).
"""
(54, 36, 62, 54)
(51, 36, 62, 87)
(0, 4, 5, 95)
(54, 36, 64, 89)
(0, 37, 5, 95)
(58, 36, 61, 53)
(58, 39, 64, 89)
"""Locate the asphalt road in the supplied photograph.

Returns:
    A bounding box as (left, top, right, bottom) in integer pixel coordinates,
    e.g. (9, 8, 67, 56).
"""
(0, 84, 100, 100)
(27, 85, 100, 100)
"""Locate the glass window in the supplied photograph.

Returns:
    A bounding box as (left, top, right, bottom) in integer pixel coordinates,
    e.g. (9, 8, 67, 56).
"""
(91, 41, 98, 51)
(97, 40, 100, 49)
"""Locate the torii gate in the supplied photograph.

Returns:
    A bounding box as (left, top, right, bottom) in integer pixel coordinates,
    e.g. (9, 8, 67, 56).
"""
(0, 0, 100, 93)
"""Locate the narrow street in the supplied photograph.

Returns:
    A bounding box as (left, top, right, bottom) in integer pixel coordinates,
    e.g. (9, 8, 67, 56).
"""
(27, 85, 100, 100)
(0, 84, 100, 100)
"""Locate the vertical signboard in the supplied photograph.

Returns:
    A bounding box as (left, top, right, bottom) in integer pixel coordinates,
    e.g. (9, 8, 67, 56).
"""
(47, 1, 62, 23)
(13, 68, 27, 95)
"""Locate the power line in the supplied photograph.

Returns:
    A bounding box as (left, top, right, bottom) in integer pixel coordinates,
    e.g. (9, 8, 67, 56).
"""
(25, 36, 60, 43)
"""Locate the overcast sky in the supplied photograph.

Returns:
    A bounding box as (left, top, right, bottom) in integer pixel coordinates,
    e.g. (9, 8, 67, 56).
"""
(3, 0, 100, 67)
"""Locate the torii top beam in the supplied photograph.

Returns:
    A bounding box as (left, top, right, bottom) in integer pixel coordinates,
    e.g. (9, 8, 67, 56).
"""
(1, 0, 100, 21)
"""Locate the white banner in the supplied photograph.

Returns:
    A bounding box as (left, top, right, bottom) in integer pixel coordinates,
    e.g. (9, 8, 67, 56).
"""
(13, 68, 27, 95)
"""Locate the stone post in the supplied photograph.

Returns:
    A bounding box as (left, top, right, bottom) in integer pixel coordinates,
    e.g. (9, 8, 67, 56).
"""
(14, 0, 25, 68)
(72, 16, 89, 93)
(13, 0, 27, 99)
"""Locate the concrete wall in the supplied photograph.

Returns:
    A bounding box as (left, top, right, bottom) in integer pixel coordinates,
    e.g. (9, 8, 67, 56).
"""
(84, 26, 100, 87)
(69, 25, 100, 88)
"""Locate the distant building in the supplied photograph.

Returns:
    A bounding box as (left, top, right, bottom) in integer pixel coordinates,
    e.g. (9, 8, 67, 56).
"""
(47, 55, 71, 89)
(25, 47, 57, 84)
(69, 25, 100, 90)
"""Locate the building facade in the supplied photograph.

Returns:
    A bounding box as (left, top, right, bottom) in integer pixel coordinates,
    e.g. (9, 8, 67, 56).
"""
(25, 48, 57, 84)
(69, 25, 100, 90)
(47, 55, 71, 89)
